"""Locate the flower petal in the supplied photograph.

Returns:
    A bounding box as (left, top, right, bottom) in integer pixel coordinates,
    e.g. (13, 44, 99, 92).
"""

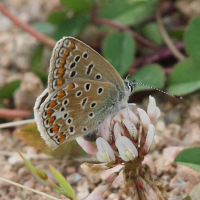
(115, 136, 138, 161)
(76, 137, 97, 155)
(113, 122, 121, 139)
(145, 124, 155, 152)
(100, 115, 112, 141)
(122, 119, 137, 139)
(147, 96, 160, 125)
(137, 108, 151, 129)
(96, 137, 115, 163)
(85, 184, 109, 200)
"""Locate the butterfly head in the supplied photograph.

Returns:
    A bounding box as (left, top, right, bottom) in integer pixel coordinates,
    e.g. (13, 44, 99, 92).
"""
(124, 77, 136, 96)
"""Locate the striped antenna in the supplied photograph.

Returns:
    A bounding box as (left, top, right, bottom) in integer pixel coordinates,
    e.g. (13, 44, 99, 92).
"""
(130, 80, 182, 99)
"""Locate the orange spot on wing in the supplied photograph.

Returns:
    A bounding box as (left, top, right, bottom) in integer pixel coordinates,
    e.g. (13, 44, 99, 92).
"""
(59, 58, 65, 68)
(57, 79, 64, 87)
(47, 109, 54, 118)
(58, 90, 65, 99)
(50, 101, 57, 108)
(53, 124, 59, 133)
(57, 68, 65, 78)
(70, 42, 75, 50)
(49, 116, 55, 126)
(68, 83, 75, 89)
(63, 49, 69, 58)
(59, 132, 65, 143)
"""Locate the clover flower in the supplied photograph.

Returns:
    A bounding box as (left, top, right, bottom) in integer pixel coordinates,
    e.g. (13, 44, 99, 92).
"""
(78, 96, 168, 200)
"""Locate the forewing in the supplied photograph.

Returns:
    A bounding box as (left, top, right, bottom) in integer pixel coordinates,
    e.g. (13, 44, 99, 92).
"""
(34, 79, 119, 149)
(48, 37, 125, 93)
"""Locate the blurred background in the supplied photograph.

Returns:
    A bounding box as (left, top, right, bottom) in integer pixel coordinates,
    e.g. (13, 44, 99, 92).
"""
(0, 0, 200, 199)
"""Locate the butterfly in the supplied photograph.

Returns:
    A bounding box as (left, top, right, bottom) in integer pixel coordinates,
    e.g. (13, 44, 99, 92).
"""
(34, 37, 135, 149)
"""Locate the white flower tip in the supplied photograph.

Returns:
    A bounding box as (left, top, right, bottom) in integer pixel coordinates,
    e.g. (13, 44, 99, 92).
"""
(122, 119, 137, 139)
(76, 137, 97, 155)
(96, 137, 115, 163)
(145, 124, 155, 152)
(115, 136, 138, 161)
(137, 108, 151, 128)
(113, 122, 121, 139)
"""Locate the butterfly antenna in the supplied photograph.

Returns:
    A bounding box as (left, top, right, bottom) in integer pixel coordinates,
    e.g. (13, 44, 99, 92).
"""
(130, 80, 182, 99)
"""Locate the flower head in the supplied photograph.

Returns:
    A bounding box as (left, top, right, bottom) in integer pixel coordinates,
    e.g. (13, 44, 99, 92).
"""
(79, 96, 168, 199)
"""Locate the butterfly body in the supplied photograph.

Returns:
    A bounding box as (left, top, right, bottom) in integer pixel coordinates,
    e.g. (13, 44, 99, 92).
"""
(34, 37, 132, 149)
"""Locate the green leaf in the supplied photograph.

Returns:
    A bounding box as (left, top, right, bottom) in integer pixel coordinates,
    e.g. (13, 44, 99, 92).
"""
(0, 80, 21, 98)
(102, 31, 135, 76)
(54, 14, 90, 40)
(61, 0, 94, 13)
(167, 58, 200, 95)
(49, 165, 76, 199)
(141, 22, 163, 45)
(19, 152, 48, 181)
(32, 21, 56, 35)
(30, 44, 44, 70)
(185, 16, 200, 64)
(174, 147, 200, 172)
(129, 64, 164, 92)
(184, 196, 191, 200)
(98, 0, 158, 26)
(14, 123, 86, 158)
(47, 11, 67, 25)
(169, 27, 185, 40)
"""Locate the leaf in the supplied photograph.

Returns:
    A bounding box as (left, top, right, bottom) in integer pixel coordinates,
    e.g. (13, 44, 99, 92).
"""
(32, 21, 56, 35)
(129, 64, 165, 92)
(141, 22, 163, 45)
(19, 152, 48, 181)
(174, 147, 200, 172)
(169, 27, 185, 40)
(0, 80, 21, 98)
(183, 197, 191, 200)
(98, 0, 158, 26)
(14, 123, 53, 155)
(47, 11, 67, 25)
(185, 16, 200, 64)
(30, 44, 44, 70)
(49, 165, 76, 199)
(102, 31, 135, 76)
(61, 0, 94, 13)
(167, 58, 200, 95)
(14, 123, 86, 158)
(54, 14, 90, 40)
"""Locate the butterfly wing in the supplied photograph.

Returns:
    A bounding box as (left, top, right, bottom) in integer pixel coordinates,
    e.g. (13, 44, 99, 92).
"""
(48, 37, 125, 94)
(34, 79, 121, 149)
